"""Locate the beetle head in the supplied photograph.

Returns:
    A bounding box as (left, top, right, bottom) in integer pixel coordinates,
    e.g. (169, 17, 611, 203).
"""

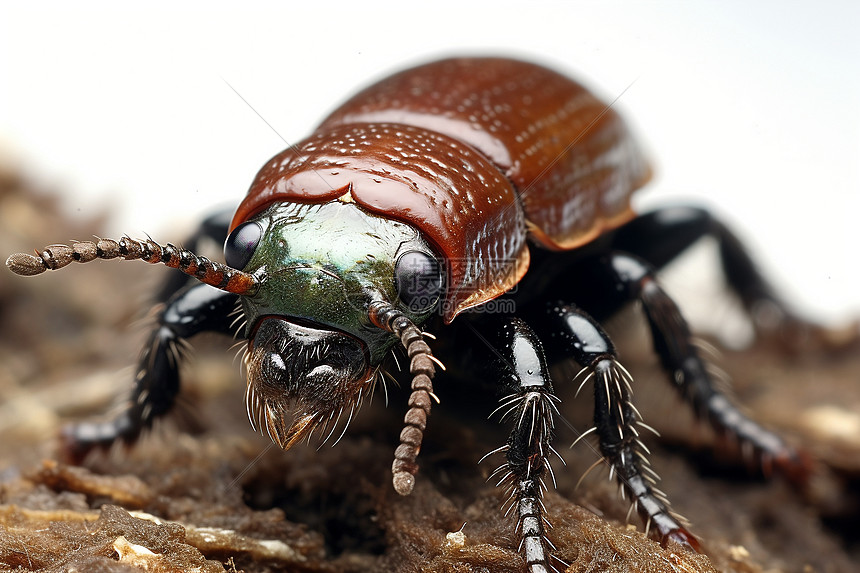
(227, 200, 444, 448)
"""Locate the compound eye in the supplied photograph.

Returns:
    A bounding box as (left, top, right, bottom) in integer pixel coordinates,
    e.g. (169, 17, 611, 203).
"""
(394, 251, 442, 313)
(224, 221, 262, 270)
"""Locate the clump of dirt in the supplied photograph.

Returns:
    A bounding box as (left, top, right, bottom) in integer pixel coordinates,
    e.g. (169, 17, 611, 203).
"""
(1, 167, 858, 572)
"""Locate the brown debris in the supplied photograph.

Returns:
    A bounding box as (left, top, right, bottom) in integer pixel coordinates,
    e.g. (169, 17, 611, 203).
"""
(0, 504, 224, 572)
(33, 460, 154, 509)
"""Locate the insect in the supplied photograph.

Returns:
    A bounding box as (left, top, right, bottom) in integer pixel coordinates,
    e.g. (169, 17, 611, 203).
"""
(7, 57, 812, 572)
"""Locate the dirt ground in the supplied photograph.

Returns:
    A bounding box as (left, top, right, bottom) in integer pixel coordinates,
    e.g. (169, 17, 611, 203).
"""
(1, 168, 858, 572)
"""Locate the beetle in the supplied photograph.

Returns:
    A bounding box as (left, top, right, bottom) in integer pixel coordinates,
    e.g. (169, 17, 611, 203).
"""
(6, 57, 813, 572)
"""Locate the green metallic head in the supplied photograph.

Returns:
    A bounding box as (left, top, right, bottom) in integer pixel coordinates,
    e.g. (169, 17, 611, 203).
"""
(223, 200, 444, 449)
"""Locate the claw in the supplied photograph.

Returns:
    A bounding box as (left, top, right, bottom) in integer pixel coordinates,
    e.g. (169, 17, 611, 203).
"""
(663, 527, 701, 553)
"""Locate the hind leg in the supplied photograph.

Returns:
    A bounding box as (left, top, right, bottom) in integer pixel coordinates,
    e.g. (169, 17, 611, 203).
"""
(586, 250, 809, 484)
(612, 205, 856, 351)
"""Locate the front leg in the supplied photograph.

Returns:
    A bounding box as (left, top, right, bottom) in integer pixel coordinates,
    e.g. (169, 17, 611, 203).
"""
(63, 283, 240, 462)
(152, 208, 234, 303)
(479, 317, 560, 573)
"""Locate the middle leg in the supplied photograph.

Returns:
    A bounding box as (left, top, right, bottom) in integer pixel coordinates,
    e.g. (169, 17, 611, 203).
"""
(536, 302, 699, 549)
(595, 251, 808, 483)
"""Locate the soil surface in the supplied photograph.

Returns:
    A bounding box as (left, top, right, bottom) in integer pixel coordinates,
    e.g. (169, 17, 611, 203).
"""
(1, 168, 859, 572)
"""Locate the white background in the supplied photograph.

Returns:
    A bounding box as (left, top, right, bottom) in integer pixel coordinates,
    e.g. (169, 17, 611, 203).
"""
(1, 1, 858, 328)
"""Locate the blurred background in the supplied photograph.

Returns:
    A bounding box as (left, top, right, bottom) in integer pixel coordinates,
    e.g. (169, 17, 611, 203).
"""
(1, 0, 858, 327)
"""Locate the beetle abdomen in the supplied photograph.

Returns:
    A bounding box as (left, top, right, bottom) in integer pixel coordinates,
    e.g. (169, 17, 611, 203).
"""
(319, 57, 651, 250)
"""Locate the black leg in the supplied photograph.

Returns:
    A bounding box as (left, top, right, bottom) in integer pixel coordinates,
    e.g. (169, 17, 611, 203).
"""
(476, 317, 560, 573)
(152, 208, 234, 303)
(599, 251, 808, 483)
(537, 302, 699, 549)
(611, 206, 807, 339)
(63, 283, 240, 461)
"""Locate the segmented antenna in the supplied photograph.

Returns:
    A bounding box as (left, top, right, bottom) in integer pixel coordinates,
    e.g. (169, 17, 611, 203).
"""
(6, 236, 258, 295)
(368, 301, 440, 496)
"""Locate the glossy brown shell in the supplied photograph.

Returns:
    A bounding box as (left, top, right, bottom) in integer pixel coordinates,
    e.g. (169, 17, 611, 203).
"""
(232, 57, 651, 322)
